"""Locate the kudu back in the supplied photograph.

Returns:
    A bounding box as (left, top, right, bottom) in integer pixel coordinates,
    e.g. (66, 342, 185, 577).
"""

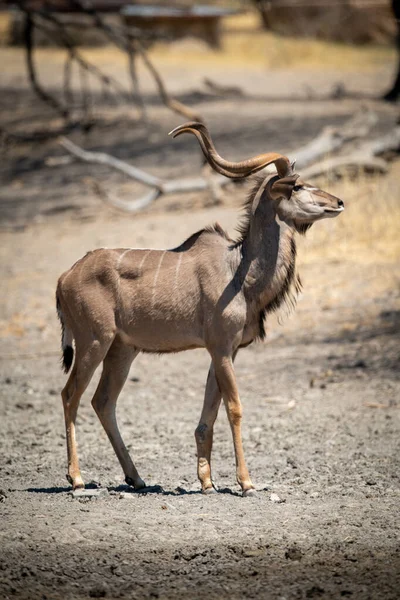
(57, 122, 344, 495)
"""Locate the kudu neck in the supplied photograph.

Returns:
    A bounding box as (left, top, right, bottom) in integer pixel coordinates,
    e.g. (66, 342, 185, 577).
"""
(241, 184, 294, 258)
(239, 185, 296, 305)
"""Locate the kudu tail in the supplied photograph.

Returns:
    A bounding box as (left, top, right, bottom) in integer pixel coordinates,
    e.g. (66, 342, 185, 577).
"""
(56, 294, 74, 374)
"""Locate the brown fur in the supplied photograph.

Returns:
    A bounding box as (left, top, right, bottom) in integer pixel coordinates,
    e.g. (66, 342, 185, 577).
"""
(56, 126, 344, 496)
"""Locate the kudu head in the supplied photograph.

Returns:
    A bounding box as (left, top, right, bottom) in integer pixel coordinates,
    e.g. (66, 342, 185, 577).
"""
(169, 122, 344, 231)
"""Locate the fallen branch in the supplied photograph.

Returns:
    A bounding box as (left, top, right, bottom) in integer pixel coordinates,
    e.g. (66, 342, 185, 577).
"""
(0, 120, 90, 143)
(360, 127, 400, 156)
(92, 180, 161, 213)
(58, 114, 399, 214)
(203, 77, 246, 98)
(290, 109, 378, 169)
(59, 137, 163, 189)
(301, 126, 400, 180)
(59, 136, 228, 212)
(301, 156, 388, 180)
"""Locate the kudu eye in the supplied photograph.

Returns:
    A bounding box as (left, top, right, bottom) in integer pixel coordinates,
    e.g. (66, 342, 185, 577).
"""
(293, 185, 302, 192)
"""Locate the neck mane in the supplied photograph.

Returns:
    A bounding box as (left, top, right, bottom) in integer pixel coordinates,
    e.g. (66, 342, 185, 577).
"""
(234, 175, 302, 340)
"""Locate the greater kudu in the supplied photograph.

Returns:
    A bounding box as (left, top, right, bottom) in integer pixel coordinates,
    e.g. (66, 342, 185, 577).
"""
(56, 122, 344, 495)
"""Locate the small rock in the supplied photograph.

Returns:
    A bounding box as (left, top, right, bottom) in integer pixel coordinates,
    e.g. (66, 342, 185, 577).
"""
(89, 584, 107, 598)
(78, 497, 91, 504)
(16, 401, 34, 410)
(285, 546, 303, 561)
(354, 360, 367, 369)
(306, 585, 325, 598)
(270, 493, 285, 504)
(69, 488, 109, 499)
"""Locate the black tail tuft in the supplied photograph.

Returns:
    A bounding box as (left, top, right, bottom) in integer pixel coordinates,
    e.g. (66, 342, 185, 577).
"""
(63, 346, 74, 374)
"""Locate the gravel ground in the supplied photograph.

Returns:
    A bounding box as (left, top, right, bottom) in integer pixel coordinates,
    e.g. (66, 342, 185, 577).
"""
(0, 47, 399, 600)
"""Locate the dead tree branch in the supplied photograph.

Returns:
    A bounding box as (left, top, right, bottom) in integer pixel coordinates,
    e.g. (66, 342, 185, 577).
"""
(290, 109, 378, 169)
(58, 136, 226, 212)
(24, 11, 68, 118)
(301, 156, 388, 179)
(70, 0, 203, 122)
(301, 125, 400, 179)
(134, 40, 204, 123)
(57, 112, 398, 214)
(59, 137, 163, 188)
(14, 0, 204, 135)
(92, 180, 161, 213)
(34, 11, 130, 102)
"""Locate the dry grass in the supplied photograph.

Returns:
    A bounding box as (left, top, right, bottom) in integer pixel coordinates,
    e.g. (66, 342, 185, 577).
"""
(298, 162, 400, 264)
(151, 13, 394, 71)
(0, 11, 394, 76)
(267, 163, 400, 331)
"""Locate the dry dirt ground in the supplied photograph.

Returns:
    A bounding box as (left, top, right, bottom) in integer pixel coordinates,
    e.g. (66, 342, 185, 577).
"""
(0, 33, 400, 600)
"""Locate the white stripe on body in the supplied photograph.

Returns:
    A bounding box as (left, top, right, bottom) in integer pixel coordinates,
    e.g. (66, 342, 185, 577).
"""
(138, 249, 152, 270)
(116, 248, 132, 270)
(174, 253, 183, 298)
(152, 250, 166, 308)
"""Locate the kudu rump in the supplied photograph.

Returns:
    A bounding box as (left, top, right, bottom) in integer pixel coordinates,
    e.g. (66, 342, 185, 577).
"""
(57, 122, 344, 495)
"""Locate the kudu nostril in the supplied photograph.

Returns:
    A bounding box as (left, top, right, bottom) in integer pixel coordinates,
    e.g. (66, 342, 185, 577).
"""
(338, 199, 344, 208)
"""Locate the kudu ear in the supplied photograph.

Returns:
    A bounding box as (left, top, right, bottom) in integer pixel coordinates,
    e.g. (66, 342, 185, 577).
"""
(269, 174, 300, 201)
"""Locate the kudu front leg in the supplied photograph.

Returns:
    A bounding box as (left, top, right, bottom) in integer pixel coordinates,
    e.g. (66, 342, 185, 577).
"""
(212, 354, 255, 496)
(195, 362, 222, 494)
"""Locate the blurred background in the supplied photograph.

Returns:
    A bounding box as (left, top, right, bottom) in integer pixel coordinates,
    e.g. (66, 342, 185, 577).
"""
(0, 0, 399, 351)
(0, 2, 399, 599)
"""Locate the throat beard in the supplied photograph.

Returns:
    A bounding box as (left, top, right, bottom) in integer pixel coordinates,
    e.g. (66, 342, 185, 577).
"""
(294, 222, 313, 235)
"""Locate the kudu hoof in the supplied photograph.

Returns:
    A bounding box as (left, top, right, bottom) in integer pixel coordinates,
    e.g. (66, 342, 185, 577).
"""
(242, 488, 257, 498)
(66, 474, 85, 490)
(202, 486, 218, 495)
(125, 476, 146, 490)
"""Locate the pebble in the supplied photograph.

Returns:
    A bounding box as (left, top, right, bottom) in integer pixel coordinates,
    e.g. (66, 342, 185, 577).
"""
(69, 488, 109, 499)
(270, 493, 286, 503)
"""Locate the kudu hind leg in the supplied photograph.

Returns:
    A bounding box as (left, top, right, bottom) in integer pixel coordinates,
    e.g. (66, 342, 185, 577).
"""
(91, 340, 145, 490)
(212, 354, 255, 496)
(195, 362, 222, 493)
(62, 338, 112, 490)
